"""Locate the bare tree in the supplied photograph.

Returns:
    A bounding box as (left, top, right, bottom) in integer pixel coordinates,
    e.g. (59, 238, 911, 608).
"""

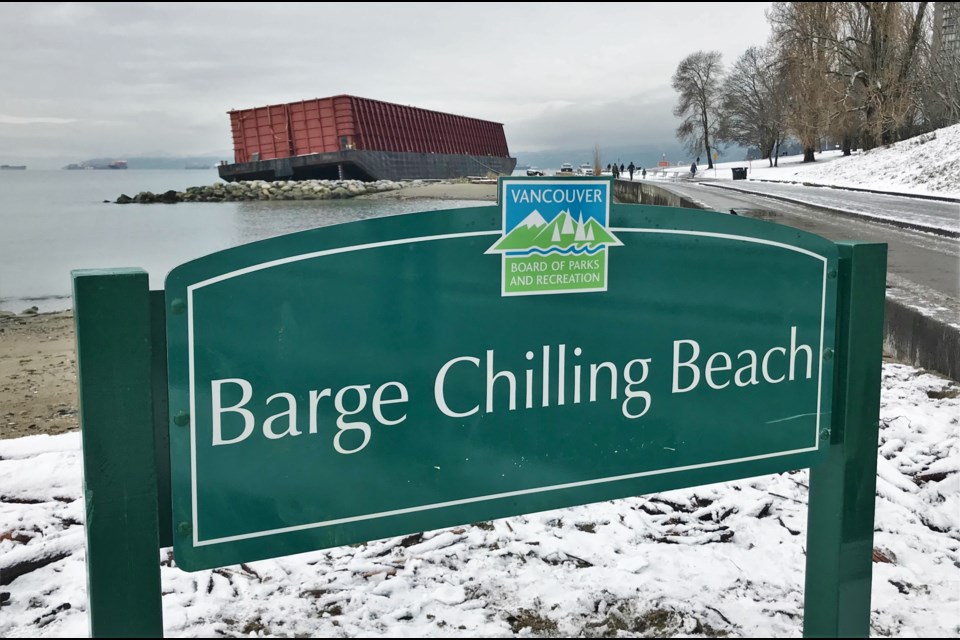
(770, 2, 838, 162)
(592, 143, 602, 176)
(718, 45, 787, 166)
(672, 51, 724, 169)
(833, 2, 928, 148)
(917, 7, 960, 129)
(772, 2, 930, 153)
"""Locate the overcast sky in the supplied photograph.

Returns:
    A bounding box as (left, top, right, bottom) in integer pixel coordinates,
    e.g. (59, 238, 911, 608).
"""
(0, 2, 771, 167)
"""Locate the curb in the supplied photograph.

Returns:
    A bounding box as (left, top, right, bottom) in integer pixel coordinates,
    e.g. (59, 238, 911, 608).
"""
(740, 177, 960, 204)
(698, 182, 959, 239)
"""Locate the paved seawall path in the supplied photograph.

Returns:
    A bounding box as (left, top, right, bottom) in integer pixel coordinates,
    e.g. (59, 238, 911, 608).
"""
(614, 179, 960, 380)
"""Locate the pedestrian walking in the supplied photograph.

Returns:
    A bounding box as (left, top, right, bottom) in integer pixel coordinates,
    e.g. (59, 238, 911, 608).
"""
(690, 161, 698, 178)
(628, 161, 635, 181)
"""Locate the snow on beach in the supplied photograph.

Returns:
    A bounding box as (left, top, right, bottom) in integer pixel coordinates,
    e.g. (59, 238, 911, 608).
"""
(1, 363, 957, 637)
(650, 123, 960, 200)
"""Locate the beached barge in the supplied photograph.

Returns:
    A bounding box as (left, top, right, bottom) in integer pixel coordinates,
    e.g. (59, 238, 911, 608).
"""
(218, 95, 516, 182)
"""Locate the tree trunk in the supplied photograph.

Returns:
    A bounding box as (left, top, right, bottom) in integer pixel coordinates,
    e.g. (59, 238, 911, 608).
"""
(803, 146, 816, 162)
(762, 142, 773, 167)
(896, 2, 929, 88)
(862, 104, 877, 151)
(774, 140, 780, 167)
(700, 102, 714, 170)
(842, 136, 851, 156)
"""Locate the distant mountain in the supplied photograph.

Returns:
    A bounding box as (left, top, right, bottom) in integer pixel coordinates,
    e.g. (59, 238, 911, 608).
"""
(62, 156, 225, 170)
(490, 210, 620, 253)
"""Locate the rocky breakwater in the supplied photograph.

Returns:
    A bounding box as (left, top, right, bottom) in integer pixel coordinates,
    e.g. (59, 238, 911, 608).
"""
(114, 179, 407, 204)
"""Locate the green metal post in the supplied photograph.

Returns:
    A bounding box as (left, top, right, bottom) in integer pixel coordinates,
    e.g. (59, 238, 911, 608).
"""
(803, 242, 887, 637)
(150, 290, 173, 549)
(73, 269, 163, 638)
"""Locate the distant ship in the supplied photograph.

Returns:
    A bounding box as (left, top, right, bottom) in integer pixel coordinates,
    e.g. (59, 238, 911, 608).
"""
(0, 164, 26, 170)
(64, 161, 127, 170)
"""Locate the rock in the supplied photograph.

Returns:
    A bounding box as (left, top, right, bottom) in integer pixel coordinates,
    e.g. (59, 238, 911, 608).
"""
(157, 190, 180, 204)
(112, 177, 398, 205)
(21, 306, 39, 316)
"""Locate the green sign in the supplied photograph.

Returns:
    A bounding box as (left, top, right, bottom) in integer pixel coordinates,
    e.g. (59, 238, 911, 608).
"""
(165, 200, 837, 570)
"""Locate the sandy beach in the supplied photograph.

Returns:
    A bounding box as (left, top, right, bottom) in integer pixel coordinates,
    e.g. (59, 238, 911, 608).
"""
(0, 311, 78, 439)
(362, 181, 497, 201)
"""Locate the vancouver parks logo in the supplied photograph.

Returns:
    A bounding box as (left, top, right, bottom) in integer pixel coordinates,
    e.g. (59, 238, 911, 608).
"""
(487, 179, 620, 295)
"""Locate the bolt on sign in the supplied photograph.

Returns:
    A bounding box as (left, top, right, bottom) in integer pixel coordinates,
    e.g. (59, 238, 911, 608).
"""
(72, 176, 888, 637)
(164, 178, 838, 570)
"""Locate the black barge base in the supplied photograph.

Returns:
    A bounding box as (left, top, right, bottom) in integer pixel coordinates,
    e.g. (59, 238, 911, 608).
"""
(218, 150, 517, 182)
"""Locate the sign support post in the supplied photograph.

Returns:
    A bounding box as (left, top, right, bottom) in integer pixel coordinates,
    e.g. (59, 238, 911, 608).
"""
(802, 242, 887, 638)
(73, 268, 163, 638)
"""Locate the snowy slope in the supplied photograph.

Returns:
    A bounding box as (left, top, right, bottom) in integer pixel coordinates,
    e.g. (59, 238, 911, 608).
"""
(1, 364, 958, 638)
(650, 124, 960, 199)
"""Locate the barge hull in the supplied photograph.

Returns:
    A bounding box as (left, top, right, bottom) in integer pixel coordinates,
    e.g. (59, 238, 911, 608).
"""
(218, 149, 517, 182)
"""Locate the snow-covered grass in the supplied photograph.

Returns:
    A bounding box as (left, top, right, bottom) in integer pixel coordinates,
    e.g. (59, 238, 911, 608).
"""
(1, 363, 958, 638)
(648, 123, 960, 199)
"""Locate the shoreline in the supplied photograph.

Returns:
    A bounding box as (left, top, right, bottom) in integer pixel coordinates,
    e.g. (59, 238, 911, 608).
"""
(113, 178, 499, 204)
(1, 184, 499, 316)
(0, 187, 495, 439)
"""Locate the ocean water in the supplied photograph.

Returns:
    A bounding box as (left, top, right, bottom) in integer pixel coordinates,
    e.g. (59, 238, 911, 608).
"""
(0, 170, 486, 312)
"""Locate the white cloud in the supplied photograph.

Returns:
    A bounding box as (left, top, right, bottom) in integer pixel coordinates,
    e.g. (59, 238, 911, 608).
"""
(0, 114, 78, 125)
(0, 2, 772, 162)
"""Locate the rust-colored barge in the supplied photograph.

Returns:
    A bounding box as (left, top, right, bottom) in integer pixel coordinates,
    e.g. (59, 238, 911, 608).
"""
(218, 95, 517, 182)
